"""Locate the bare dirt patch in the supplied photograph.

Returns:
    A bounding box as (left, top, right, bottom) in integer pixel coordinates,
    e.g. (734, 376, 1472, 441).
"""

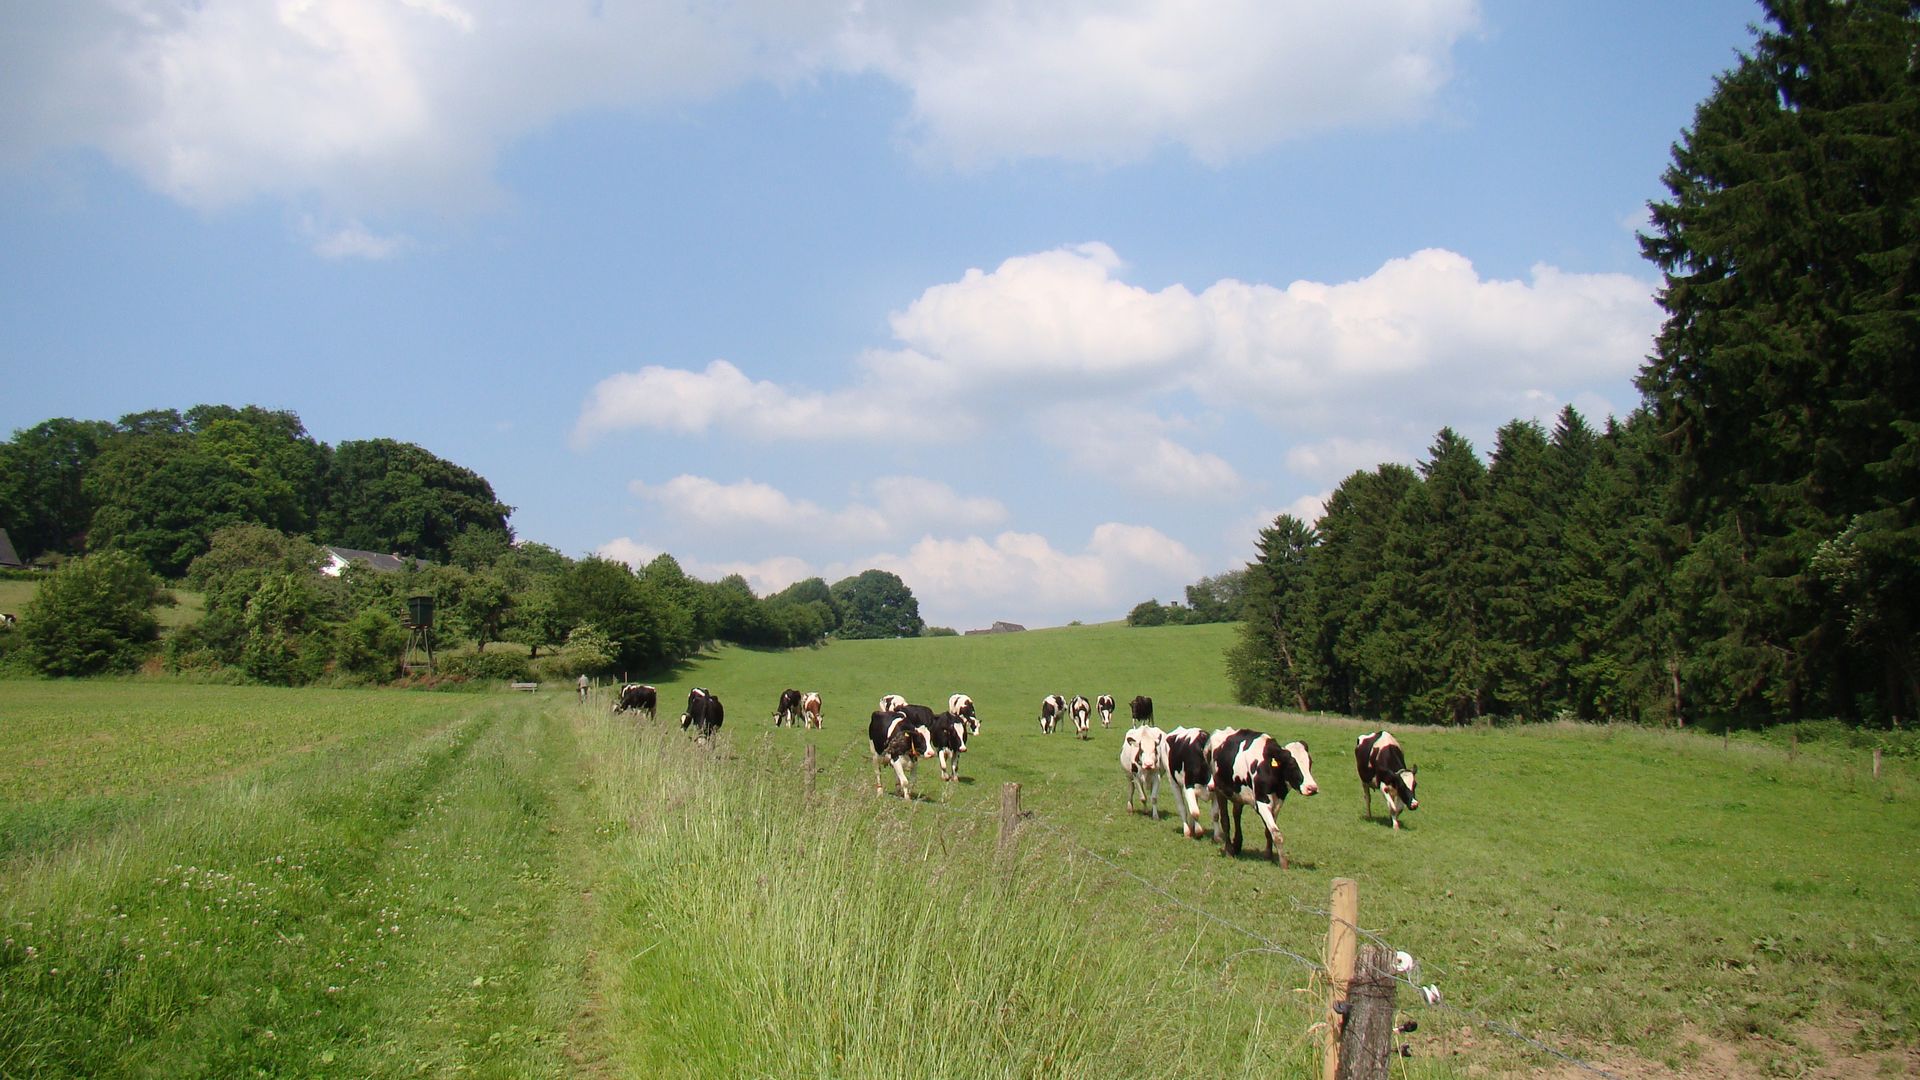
(1523, 1020, 1917, 1079)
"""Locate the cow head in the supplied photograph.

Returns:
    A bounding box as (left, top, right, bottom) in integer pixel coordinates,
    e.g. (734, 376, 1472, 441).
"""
(1122, 726, 1165, 773)
(1280, 740, 1318, 797)
(1382, 764, 1418, 814)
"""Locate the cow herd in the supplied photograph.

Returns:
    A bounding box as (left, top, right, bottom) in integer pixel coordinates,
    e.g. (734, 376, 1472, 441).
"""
(607, 680, 1422, 866)
(869, 693, 980, 798)
(1119, 723, 1422, 865)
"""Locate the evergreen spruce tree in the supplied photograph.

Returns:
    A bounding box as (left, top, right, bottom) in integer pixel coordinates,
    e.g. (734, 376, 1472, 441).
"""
(1310, 464, 1420, 717)
(1396, 428, 1492, 723)
(1480, 419, 1557, 718)
(1639, 0, 1920, 724)
(1228, 514, 1319, 710)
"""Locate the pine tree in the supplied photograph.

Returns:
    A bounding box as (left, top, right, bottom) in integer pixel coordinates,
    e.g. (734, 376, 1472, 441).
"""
(1228, 515, 1319, 710)
(1396, 428, 1492, 723)
(1311, 464, 1420, 718)
(1639, 0, 1920, 724)
(1480, 419, 1557, 718)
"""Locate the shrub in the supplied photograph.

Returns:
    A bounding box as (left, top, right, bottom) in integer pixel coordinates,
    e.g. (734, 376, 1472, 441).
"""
(334, 608, 406, 683)
(20, 551, 163, 676)
(441, 649, 531, 683)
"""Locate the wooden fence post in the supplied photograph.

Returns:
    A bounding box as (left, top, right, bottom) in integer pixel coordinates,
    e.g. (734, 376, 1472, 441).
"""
(1789, 734, 1798, 761)
(1873, 747, 1882, 779)
(998, 783, 1022, 859)
(1322, 877, 1359, 1080)
(1336, 944, 1397, 1080)
(803, 744, 817, 797)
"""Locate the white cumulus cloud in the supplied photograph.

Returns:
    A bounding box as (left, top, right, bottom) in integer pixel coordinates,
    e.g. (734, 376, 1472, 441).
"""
(858, 522, 1204, 628)
(837, 0, 1482, 167)
(2, 2, 1481, 225)
(575, 243, 1659, 499)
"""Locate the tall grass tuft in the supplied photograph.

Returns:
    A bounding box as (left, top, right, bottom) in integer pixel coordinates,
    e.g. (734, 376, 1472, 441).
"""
(581, 722, 1339, 1079)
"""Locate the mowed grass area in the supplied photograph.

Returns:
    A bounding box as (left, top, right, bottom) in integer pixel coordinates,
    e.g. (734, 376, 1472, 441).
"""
(3, 623, 1917, 1077)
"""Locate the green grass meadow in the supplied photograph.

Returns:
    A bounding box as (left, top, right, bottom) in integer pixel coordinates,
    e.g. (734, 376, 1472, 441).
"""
(3, 623, 1917, 1077)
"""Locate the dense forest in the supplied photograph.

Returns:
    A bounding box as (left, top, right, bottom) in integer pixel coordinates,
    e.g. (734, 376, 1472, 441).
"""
(1231, 1, 1920, 730)
(0, 405, 926, 683)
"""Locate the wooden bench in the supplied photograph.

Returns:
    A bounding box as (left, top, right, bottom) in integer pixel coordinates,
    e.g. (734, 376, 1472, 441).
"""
(510, 682, 540, 692)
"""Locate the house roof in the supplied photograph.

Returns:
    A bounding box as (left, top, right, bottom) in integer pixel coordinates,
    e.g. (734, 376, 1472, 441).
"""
(321, 545, 431, 575)
(0, 528, 21, 569)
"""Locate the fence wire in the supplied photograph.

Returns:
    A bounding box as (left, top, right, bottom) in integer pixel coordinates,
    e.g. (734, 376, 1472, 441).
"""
(911, 773, 1627, 1080)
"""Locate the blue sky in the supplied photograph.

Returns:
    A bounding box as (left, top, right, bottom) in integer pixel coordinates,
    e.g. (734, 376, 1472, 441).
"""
(1, 0, 1762, 630)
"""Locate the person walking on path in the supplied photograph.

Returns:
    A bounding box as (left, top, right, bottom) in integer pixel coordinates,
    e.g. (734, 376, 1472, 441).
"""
(577, 673, 590, 703)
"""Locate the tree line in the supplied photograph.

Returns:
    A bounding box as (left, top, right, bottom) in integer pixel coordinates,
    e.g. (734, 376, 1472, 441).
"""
(0, 405, 928, 682)
(1232, 1, 1919, 730)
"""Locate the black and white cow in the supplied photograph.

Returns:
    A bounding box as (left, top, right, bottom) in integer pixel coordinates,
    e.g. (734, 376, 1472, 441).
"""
(1207, 728, 1319, 866)
(1120, 724, 1168, 819)
(1097, 694, 1116, 728)
(1070, 695, 1092, 739)
(1355, 730, 1419, 830)
(1038, 693, 1066, 734)
(948, 693, 979, 734)
(1130, 695, 1154, 723)
(612, 683, 657, 720)
(869, 708, 934, 798)
(879, 693, 909, 714)
(901, 703, 969, 783)
(774, 688, 803, 727)
(680, 687, 725, 740)
(801, 692, 823, 729)
(1163, 727, 1215, 839)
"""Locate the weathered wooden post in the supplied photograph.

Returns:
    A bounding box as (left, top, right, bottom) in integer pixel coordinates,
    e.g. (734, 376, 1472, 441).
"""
(1336, 945, 1398, 1080)
(1322, 877, 1359, 1080)
(998, 782, 1022, 860)
(1873, 747, 1882, 779)
(803, 744, 817, 797)
(1789, 734, 1798, 761)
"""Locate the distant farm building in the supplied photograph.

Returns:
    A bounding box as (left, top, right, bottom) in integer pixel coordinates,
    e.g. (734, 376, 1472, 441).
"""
(0, 528, 22, 569)
(320, 546, 433, 576)
(965, 621, 1027, 636)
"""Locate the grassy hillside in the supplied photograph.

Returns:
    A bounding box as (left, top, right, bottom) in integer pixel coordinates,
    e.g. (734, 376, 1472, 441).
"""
(3, 624, 1917, 1077)
(0, 578, 204, 631)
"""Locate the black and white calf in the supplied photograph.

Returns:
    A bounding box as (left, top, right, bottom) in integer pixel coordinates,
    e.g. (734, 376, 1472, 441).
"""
(1207, 729, 1319, 866)
(1163, 727, 1215, 839)
(948, 693, 979, 734)
(1120, 724, 1168, 819)
(680, 687, 725, 740)
(774, 688, 803, 727)
(1070, 695, 1092, 739)
(612, 683, 657, 720)
(1038, 693, 1066, 734)
(1097, 694, 1116, 728)
(901, 703, 969, 784)
(869, 708, 933, 798)
(1355, 731, 1419, 830)
(801, 692, 823, 729)
(1129, 695, 1154, 724)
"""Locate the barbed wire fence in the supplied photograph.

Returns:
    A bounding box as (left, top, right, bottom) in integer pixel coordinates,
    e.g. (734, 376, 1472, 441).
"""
(902, 772, 1627, 1080)
(614, 708, 1628, 1078)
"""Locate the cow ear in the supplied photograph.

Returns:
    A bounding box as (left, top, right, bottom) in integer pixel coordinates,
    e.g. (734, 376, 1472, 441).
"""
(1411, 764, 1419, 775)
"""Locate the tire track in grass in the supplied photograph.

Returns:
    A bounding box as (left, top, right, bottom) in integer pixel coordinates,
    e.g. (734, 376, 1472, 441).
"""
(309, 697, 603, 1078)
(1, 700, 518, 1076)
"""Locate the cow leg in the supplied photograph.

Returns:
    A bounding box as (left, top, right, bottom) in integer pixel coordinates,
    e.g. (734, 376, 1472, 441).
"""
(873, 755, 887, 795)
(1362, 779, 1372, 820)
(1255, 800, 1285, 867)
(892, 757, 913, 799)
(1147, 773, 1161, 820)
